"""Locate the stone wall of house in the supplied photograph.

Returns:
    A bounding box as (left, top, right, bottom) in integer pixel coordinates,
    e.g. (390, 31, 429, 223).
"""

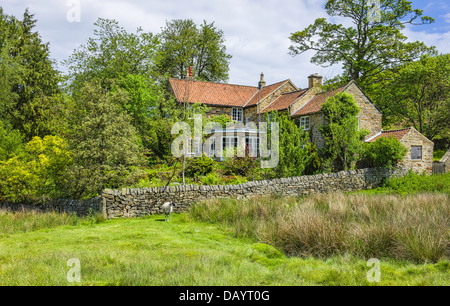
(259, 82, 297, 112)
(0, 197, 103, 216)
(206, 105, 260, 124)
(292, 113, 326, 149)
(289, 83, 383, 150)
(399, 129, 434, 175)
(244, 106, 259, 123)
(344, 82, 382, 138)
(206, 105, 234, 119)
(289, 87, 319, 115)
(102, 167, 408, 219)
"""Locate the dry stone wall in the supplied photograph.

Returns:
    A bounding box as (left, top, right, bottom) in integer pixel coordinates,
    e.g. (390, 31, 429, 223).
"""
(0, 167, 409, 219)
(0, 197, 102, 216)
(102, 167, 408, 219)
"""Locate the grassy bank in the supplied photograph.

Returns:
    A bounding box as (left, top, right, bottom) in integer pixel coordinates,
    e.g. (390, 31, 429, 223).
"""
(0, 209, 104, 235)
(357, 172, 450, 195)
(1, 172, 449, 285)
(0, 212, 448, 286)
(190, 192, 449, 263)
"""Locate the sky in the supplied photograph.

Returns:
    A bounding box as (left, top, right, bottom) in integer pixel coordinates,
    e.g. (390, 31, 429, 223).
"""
(1, 0, 449, 89)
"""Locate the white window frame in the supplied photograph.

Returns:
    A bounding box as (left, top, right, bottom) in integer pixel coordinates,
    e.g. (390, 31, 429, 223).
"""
(222, 136, 239, 151)
(246, 136, 259, 157)
(232, 108, 244, 123)
(188, 138, 202, 155)
(299, 116, 310, 131)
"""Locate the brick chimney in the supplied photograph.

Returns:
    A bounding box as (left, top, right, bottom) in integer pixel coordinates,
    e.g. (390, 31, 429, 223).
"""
(186, 66, 194, 80)
(258, 73, 266, 89)
(308, 73, 323, 89)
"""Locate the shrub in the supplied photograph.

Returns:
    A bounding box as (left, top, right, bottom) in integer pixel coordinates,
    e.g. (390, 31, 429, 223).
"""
(222, 153, 258, 177)
(275, 114, 318, 177)
(199, 172, 222, 185)
(362, 136, 408, 168)
(319, 92, 364, 171)
(0, 136, 72, 202)
(0, 121, 24, 161)
(185, 155, 215, 177)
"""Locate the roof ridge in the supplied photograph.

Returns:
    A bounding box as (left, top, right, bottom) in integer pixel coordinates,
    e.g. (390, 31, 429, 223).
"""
(316, 85, 346, 95)
(291, 97, 315, 116)
(243, 79, 292, 108)
(382, 128, 412, 133)
(281, 88, 308, 95)
(366, 127, 413, 143)
(169, 77, 258, 90)
(262, 88, 308, 113)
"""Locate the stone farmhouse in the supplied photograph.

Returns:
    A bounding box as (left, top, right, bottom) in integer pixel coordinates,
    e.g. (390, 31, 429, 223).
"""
(169, 73, 434, 174)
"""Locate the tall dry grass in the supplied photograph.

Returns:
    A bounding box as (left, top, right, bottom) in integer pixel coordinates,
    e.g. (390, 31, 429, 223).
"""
(190, 193, 449, 263)
(0, 209, 74, 235)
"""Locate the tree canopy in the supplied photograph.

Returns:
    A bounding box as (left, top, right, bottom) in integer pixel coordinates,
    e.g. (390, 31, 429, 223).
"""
(0, 8, 61, 139)
(289, 0, 436, 86)
(158, 19, 232, 82)
(64, 18, 161, 91)
(320, 92, 365, 171)
(370, 54, 450, 143)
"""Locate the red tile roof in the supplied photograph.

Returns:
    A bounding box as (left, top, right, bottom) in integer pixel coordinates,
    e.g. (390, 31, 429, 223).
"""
(169, 78, 295, 109)
(244, 80, 292, 107)
(367, 128, 412, 142)
(169, 78, 259, 107)
(262, 89, 308, 113)
(292, 86, 346, 117)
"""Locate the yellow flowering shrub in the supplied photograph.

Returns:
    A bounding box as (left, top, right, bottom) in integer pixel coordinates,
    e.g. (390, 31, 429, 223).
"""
(0, 136, 72, 202)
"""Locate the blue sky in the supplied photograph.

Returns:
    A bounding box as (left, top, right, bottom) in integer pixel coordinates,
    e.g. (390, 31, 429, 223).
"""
(1, 0, 449, 89)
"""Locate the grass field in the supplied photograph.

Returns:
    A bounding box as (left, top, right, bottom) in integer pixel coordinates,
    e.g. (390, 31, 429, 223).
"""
(191, 193, 449, 264)
(0, 208, 448, 286)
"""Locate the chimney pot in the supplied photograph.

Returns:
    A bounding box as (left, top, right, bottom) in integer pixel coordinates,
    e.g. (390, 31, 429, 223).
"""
(258, 72, 266, 89)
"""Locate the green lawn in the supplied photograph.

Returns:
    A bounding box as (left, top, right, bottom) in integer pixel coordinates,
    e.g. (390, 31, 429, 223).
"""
(0, 213, 448, 286)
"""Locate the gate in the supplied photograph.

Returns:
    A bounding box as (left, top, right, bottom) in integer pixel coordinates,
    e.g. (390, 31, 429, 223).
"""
(433, 162, 446, 175)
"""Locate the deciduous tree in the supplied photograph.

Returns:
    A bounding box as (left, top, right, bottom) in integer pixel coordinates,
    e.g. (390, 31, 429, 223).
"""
(289, 0, 436, 86)
(158, 19, 232, 82)
(65, 82, 145, 198)
(320, 92, 365, 171)
(64, 18, 160, 91)
(370, 54, 450, 143)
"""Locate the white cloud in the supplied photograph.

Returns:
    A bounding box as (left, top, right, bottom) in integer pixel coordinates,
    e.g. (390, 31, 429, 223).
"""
(3, 0, 447, 89)
(444, 12, 450, 23)
(404, 25, 450, 54)
(1, 0, 333, 87)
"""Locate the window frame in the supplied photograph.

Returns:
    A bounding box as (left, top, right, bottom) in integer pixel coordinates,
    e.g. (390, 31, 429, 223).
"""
(188, 138, 202, 155)
(299, 116, 310, 131)
(411, 145, 423, 161)
(232, 108, 244, 123)
(222, 136, 240, 151)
